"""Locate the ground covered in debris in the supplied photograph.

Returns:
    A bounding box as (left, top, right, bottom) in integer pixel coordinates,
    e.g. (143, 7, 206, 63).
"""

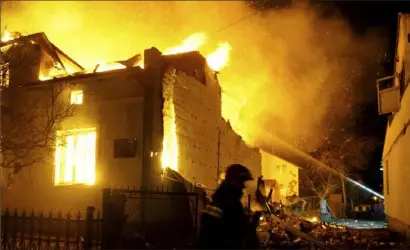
(258, 215, 408, 249)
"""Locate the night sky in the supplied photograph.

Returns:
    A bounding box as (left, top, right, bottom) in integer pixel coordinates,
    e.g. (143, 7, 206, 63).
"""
(320, 1, 410, 193)
(331, 2, 410, 192)
(255, 1, 410, 193)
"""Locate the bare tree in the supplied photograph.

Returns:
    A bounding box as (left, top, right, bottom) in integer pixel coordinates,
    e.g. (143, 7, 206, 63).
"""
(301, 135, 379, 216)
(1, 83, 74, 185)
(301, 164, 341, 200)
(1, 31, 75, 187)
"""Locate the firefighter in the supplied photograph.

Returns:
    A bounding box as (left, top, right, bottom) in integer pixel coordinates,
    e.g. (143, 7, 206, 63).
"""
(319, 198, 332, 224)
(197, 164, 260, 249)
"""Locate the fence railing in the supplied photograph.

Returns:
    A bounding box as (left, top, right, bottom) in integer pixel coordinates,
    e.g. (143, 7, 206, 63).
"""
(1, 183, 208, 249)
(101, 184, 207, 248)
(1, 207, 102, 250)
(301, 196, 321, 216)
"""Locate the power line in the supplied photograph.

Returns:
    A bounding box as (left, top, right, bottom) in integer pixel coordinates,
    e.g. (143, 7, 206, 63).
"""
(210, 10, 262, 36)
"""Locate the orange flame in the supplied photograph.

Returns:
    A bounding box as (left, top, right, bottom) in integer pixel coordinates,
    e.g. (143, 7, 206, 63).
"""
(158, 33, 232, 172)
(162, 33, 231, 72)
(95, 62, 126, 73)
(1, 30, 21, 42)
(163, 33, 207, 55)
(206, 42, 232, 71)
(1, 30, 12, 42)
(86, 32, 231, 75)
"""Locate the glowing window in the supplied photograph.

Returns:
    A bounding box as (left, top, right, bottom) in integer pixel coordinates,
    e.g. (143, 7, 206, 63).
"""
(70, 90, 83, 105)
(54, 128, 96, 186)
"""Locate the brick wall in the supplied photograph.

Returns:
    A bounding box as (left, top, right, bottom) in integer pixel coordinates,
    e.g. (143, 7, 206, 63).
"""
(219, 121, 261, 180)
(8, 43, 42, 86)
(162, 60, 261, 191)
(163, 67, 220, 189)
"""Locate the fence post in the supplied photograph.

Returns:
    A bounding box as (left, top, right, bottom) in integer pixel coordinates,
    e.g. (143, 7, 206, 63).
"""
(2, 209, 9, 249)
(202, 192, 207, 205)
(194, 193, 199, 234)
(101, 188, 111, 249)
(84, 206, 95, 250)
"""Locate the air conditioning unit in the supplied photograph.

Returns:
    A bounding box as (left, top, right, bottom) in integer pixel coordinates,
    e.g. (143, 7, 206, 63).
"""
(377, 74, 401, 115)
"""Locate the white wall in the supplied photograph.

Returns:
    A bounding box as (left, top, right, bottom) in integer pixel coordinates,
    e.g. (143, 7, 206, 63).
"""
(261, 151, 299, 199)
(1, 72, 145, 213)
(382, 13, 410, 237)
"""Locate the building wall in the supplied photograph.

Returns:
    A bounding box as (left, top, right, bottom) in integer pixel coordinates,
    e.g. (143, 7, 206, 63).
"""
(219, 121, 261, 181)
(7, 43, 42, 86)
(383, 13, 410, 239)
(261, 151, 299, 199)
(164, 67, 220, 189)
(2, 47, 264, 213)
(1, 70, 146, 213)
(162, 54, 261, 191)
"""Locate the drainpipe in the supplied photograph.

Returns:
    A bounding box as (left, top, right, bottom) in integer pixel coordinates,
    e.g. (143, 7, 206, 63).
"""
(141, 47, 164, 188)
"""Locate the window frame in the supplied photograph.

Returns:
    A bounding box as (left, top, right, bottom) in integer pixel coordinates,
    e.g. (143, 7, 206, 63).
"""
(113, 138, 137, 158)
(70, 90, 84, 105)
(54, 127, 97, 186)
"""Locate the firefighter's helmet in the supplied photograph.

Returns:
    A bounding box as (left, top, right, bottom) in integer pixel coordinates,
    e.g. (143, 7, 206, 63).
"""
(225, 164, 253, 183)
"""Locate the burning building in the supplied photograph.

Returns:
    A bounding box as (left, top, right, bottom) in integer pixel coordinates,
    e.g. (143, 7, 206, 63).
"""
(376, 13, 410, 241)
(0, 31, 263, 212)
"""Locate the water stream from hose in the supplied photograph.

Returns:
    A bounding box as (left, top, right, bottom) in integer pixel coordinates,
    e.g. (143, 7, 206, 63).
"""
(258, 134, 385, 199)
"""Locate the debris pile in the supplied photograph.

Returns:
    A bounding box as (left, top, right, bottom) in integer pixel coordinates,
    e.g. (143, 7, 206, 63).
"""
(258, 215, 408, 249)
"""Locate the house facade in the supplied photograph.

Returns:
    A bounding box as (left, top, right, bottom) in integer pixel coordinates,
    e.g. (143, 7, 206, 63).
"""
(376, 13, 410, 240)
(1, 33, 262, 213)
(260, 151, 299, 201)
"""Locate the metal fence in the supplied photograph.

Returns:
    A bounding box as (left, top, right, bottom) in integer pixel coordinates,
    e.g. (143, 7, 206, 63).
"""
(101, 185, 206, 248)
(302, 196, 321, 216)
(1, 207, 102, 250)
(1, 184, 207, 249)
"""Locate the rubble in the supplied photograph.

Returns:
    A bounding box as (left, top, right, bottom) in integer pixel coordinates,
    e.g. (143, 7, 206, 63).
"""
(257, 214, 409, 249)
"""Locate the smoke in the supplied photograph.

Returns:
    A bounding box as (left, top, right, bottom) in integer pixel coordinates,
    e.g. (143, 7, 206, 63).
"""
(1, 1, 386, 152)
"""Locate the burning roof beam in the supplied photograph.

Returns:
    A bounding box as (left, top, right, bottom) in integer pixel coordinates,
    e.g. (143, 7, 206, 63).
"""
(0, 32, 84, 74)
(116, 54, 142, 68)
(50, 43, 84, 71)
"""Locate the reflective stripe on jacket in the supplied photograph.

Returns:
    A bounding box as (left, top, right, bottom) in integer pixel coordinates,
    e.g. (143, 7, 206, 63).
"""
(203, 204, 223, 218)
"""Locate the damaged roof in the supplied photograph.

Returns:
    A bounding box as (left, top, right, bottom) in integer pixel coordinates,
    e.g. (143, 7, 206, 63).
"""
(1, 32, 84, 73)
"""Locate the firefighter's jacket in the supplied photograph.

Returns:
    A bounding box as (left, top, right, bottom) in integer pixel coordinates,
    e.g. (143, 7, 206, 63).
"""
(198, 182, 254, 249)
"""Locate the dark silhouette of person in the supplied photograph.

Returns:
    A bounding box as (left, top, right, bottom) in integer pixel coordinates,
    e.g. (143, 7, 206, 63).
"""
(197, 164, 259, 249)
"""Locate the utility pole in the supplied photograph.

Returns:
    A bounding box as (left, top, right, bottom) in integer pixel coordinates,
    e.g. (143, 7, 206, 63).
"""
(216, 127, 221, 186)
